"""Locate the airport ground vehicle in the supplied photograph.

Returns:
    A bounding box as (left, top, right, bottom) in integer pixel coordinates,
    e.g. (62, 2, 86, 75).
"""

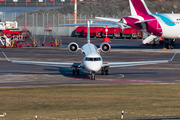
(75, 26, 143, 39)
(0, 21, 18, 30)
(0, 30, 34, 48)
(75, 26, 85, 37)
(75, 26, 103, 38)
(102, 27, 122, 39)
(122, 28, 143, 39)
(0, 21, 36, 48)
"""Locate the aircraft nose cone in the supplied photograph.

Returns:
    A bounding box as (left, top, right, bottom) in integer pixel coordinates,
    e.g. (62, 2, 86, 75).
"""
(85, 62, 102, 72)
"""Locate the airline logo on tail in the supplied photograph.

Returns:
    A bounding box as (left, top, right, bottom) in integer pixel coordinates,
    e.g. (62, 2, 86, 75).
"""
(129, 0, 151, 16)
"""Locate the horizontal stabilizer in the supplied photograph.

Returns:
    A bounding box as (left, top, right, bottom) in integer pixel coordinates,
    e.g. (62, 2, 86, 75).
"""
(134, 19, 156, 24)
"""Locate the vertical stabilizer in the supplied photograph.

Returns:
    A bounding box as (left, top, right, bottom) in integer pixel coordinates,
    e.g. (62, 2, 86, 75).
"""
(87, 21, 90, 43)
(129, 0, 151, 16)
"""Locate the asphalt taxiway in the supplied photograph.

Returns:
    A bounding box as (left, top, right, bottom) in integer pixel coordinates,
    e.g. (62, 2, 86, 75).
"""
(0, 37, 180, 88)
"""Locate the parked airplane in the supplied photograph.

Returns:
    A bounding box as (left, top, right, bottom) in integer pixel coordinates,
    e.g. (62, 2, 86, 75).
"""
(96, 0, 180, 49)
(2, 21, 176, 80)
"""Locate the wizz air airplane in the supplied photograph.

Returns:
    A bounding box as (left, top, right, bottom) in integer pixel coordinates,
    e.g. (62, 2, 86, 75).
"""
(96, 0, 180, 49)
(2, 21, 176, 80)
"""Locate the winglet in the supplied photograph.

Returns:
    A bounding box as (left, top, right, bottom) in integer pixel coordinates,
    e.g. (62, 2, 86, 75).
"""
(2, 51, 10, 62)
(169, 52, 177, 62)
(89, 19, 94, 23)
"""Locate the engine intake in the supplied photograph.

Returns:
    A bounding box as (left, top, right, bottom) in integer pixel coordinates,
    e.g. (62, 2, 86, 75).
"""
(100, 43, 111, 53)
(68, 42, 79, 53)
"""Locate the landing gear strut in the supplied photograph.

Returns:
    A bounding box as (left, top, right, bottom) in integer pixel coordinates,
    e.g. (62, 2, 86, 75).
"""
(90, 71, 96, 80)
(72, 68, 80, 75)
(101, 67, 109, 75)
(91, 73, 95, 80)
(164, 39, 175, 49)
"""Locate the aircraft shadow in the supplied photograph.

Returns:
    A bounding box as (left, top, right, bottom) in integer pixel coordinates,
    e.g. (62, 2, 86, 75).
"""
(0, 67, 158, 80)
(46, 68, 158, 78)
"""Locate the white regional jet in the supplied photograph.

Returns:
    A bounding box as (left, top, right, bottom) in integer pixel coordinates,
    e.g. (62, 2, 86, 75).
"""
(2, 21, 176, 80)
(96, 0, 180, 49)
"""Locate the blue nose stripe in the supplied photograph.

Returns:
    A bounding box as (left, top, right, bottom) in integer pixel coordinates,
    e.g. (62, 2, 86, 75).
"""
(151, 13, 176, 26)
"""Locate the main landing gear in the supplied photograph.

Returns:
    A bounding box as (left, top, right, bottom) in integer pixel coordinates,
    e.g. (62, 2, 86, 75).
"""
(101, 67, 109, 75)
(164, 39, 175, 49)
(72, 68, 79, 75)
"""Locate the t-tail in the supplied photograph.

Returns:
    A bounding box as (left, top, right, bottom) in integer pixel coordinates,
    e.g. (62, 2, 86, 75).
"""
(129, 0, 151, 16)
(87, 21, 90, 44)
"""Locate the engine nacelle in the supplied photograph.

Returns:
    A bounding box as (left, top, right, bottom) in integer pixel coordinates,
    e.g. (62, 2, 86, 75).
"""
(100, 43, 111, 53)
(68, 42, 79, 53)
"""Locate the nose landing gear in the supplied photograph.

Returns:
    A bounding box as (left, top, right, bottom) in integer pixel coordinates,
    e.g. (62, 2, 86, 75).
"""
(90, 71, 96, 80)
(91, 73, 95, 80)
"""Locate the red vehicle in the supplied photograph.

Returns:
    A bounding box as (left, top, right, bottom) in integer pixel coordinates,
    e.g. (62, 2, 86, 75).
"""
(2, 30, 31, 40)
(2, 30, 22, 38)
(83, 27, 102, 38)
(102, 27, 122, 39)
(122, 28, 143, 39)
(75, 26, 85, 37)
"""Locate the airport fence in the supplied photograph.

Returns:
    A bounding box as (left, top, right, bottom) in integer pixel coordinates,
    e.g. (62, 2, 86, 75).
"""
(14, 13, 122, 27)
(1, 13, 126, 36)
(0, 0, 120, 6)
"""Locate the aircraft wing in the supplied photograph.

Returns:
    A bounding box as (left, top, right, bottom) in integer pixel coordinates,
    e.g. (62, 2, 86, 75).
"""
(2, 52, 82, 68)
(95, 17, 120, 22)
(102, 52, 177, 68)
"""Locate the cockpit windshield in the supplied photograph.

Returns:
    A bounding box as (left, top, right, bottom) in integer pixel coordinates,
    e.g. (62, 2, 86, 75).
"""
(85, 57, 102, 61)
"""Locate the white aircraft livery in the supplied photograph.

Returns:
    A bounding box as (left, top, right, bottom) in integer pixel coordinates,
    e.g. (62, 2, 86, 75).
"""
(96, 0, 180, 49)
(2, 21, 176, 80)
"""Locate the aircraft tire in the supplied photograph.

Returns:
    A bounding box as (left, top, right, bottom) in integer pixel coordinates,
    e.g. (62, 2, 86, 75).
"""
(105, 69, 108, 75)
(73, 69, 75, 75)
(77, 69, 80, 75)
(101, 69, 104, 75)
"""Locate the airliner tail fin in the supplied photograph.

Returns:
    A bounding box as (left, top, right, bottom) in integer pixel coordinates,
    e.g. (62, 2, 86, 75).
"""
(129, 0, 151, 16)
